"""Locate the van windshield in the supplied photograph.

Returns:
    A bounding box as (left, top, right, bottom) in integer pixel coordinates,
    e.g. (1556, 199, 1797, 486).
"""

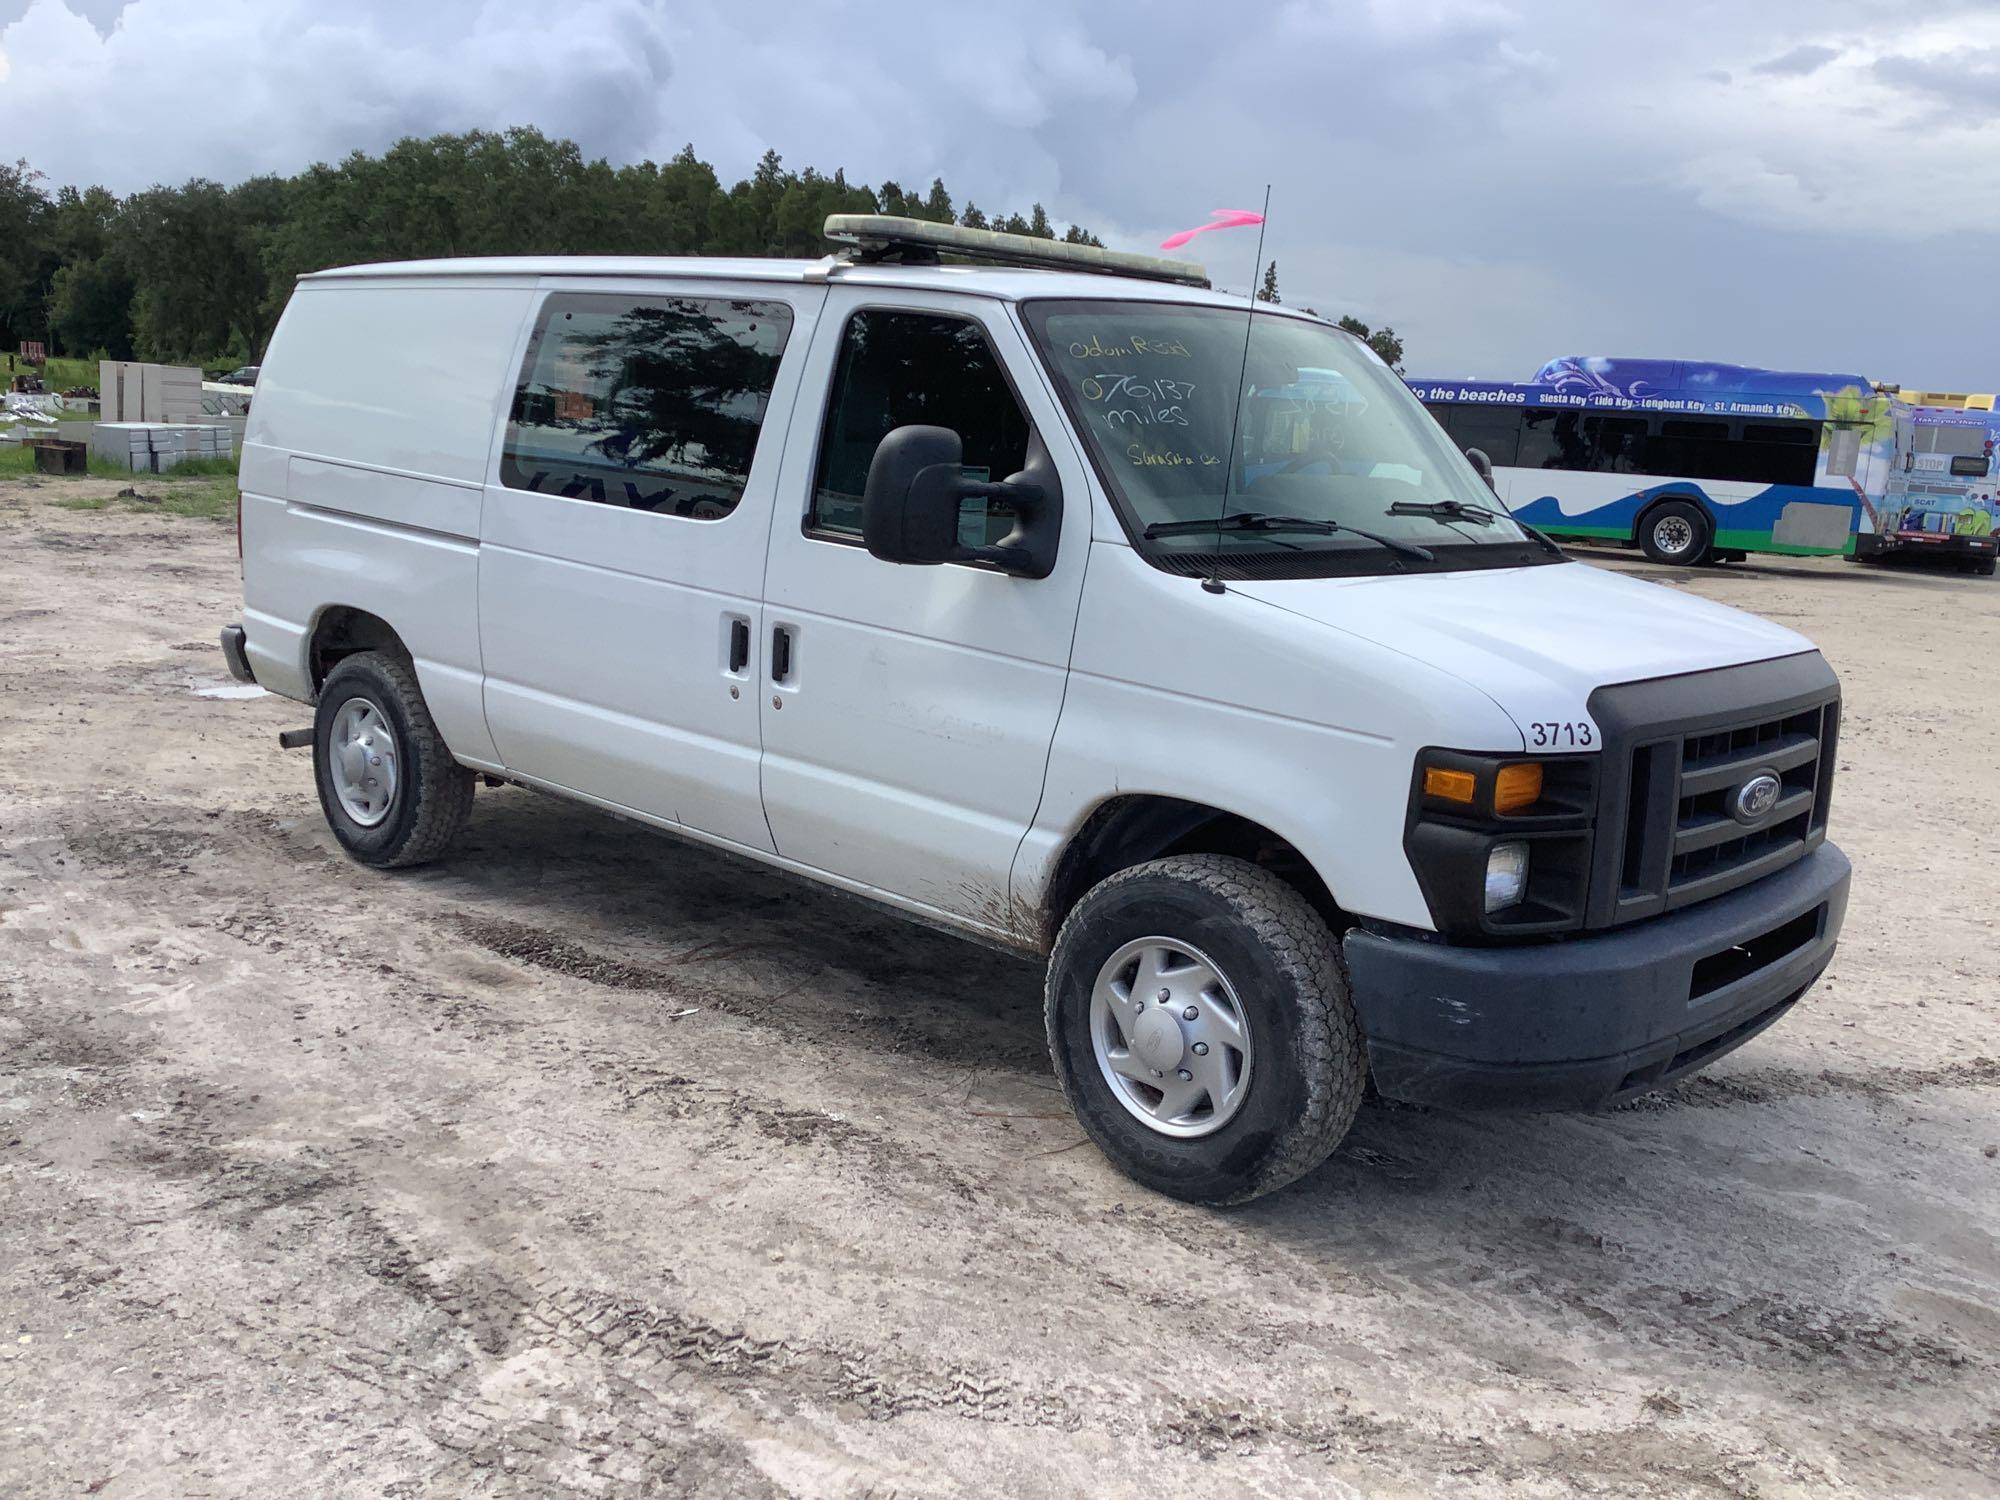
(1022, 299, 1556, 576)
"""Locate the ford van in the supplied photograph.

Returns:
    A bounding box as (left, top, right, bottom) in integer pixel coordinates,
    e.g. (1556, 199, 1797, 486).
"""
(220, 216, 1850, 1203)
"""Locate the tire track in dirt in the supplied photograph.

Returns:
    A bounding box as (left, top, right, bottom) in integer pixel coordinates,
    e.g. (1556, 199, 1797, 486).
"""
(1627, 1056, 2000, 1109)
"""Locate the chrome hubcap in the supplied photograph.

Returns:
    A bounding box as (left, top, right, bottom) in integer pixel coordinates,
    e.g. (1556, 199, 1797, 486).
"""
(1653, 515, 1695, 554)
(1090, 937, 1253, 1138)
(329, 697, 399, 827)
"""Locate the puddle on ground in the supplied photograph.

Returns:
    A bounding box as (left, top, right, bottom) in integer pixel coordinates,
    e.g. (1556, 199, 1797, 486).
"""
(190, 681, 266, 700)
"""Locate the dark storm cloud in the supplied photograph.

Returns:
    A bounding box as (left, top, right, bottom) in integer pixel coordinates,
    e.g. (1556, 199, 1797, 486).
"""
(1751, 43, 1841, 76)
(1873, 46, 2000, 118)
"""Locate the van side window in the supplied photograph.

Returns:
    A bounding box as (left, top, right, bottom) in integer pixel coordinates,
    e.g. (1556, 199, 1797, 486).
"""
(809, 309, 1031, 540)
(501, 294, 793, 520)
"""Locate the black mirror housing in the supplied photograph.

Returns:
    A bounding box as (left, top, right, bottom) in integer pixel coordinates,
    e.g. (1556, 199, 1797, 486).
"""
(1465, 445, 1498, 492)
(862, 425, 964, 563)
(862, 424, 1063, 578)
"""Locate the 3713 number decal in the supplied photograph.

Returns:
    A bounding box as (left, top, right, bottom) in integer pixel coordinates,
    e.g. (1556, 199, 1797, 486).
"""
(1530, 721, 1595, 748)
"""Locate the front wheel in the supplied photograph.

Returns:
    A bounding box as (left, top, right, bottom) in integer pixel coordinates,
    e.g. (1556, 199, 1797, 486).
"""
(1045, 854, 1366, 1205)
(312, 650, 474, 868)
(1638, 499, 1712, 566)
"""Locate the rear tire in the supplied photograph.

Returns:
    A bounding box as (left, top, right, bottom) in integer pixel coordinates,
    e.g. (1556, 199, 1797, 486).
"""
(313, 651, 474, 868)
(1045, 854, 1366, 1205)
(1638, 499, 1712, 566)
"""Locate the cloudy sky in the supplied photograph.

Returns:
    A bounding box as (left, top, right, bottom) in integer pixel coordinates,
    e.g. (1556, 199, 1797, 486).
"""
(3, 0, 1997, 386)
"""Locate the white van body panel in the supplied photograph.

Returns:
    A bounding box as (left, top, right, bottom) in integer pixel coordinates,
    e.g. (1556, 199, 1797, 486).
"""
(1018, 538, 1528, 932)
(475, 275, 829, 852)
(1229, 558, 1814, 750)
(240, 277, 539, 765)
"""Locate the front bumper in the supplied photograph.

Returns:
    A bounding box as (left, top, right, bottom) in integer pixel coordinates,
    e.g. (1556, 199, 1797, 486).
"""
(1345, 843, 1850, 1109)
(1856, 531, 1995, 561)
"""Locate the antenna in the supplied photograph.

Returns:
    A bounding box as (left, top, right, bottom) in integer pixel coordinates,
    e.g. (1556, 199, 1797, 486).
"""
(1203, 184, 1271, 596)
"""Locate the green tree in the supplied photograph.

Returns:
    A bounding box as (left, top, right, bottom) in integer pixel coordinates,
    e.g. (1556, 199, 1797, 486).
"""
(1336, 314, 1405, 373)
(921, 178, 954, 224)
(0, 160, 52, 349)
(1257, 260, 1281, 304)
(40, 184, 131, 356)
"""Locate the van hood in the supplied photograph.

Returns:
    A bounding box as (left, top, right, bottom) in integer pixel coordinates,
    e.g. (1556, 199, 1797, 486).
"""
(1229, 560, 1814, 740)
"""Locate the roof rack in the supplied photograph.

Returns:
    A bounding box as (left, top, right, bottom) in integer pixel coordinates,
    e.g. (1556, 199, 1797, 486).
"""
(823, 214, 1210, 289)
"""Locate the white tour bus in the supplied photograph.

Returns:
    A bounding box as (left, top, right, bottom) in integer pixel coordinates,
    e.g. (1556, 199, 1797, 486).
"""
(222, 218, 1850, 1203)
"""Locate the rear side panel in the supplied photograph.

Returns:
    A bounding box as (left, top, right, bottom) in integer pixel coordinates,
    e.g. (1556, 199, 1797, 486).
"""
(240, 278, 539, 766)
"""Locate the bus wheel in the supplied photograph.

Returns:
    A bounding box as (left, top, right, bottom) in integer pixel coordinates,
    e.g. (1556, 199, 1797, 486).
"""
(1639, 501, 1711, 566)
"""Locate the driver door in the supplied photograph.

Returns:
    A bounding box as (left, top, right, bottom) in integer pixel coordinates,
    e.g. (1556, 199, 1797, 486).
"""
(756, 289, 1093, 934)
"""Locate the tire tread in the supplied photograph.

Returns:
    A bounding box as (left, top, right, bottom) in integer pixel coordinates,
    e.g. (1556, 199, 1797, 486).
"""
(1046, 853, 1365, 1204)
(320, 650, 474, 868)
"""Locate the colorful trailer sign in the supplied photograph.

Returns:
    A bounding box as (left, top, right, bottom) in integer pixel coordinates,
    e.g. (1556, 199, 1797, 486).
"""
(1408, 356, 1881, 565)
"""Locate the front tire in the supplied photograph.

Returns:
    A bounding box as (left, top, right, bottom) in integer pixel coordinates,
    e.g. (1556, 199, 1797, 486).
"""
(1045, 854, 1366, 1205)
(1638, 499, 1712, 566)
(312, 651, 474, 868)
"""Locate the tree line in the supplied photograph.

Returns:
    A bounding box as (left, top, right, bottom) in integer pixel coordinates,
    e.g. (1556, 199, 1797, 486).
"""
(0, 128, 1104, 369)
(0, 129, 1408, 374)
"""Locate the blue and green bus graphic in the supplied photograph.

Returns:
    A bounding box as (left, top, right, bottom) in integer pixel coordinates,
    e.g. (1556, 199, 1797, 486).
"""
(1407, 356, 1882, 564)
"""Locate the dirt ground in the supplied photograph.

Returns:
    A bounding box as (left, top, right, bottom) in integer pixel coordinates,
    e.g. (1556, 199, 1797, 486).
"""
(1, 472, 1996, 1499)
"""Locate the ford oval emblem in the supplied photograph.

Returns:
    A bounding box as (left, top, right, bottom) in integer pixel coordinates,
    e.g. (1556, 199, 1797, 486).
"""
(1731, 773, 1783, 824)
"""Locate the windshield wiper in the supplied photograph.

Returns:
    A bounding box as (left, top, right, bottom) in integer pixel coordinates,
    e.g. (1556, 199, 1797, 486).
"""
(1143, 512, 1435, 562)
(1388, 498, 1565, 557)
(1388, 497, 1498, 524)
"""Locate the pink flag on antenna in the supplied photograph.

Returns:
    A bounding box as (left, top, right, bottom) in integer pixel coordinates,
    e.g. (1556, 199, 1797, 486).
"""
(1160, 209, 1266, 252)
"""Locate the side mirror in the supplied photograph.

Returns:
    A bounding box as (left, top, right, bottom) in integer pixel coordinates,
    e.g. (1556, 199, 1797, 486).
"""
(1465, 446, 1497, 492)
(862, 425, 1063, 578)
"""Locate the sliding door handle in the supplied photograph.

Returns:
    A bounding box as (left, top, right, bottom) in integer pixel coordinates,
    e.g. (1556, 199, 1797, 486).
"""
(728, 618, 750, 674)
(771, 625, 793, 683)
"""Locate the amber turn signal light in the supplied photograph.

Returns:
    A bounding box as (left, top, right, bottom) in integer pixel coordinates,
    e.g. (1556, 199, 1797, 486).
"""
(1423, 767, 1478, 804)
(1494, 762, 1544, 814)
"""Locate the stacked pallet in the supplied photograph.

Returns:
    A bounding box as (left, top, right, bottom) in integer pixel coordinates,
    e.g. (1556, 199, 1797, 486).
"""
(88, 422, 233, 472)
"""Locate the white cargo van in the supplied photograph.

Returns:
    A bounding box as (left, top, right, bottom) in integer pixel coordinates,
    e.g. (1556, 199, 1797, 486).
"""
(222, 216, 1850, 1203)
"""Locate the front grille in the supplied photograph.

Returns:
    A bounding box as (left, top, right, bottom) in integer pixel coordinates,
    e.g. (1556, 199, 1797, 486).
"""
(1667, 704, 1833, 903)
(1586, 656, 1840, 928)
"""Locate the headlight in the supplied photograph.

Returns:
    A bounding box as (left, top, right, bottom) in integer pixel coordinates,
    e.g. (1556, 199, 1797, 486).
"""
(1484, 842, 1530, 911)
(1406, 749, 1598, 937)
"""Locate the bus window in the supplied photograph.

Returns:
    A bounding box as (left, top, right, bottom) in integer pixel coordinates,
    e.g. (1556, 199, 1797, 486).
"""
(1584, 415, 1648, 472)
(1736, 422, 1820, 486)
(1444, 403, 1523, 467)
(1648, 419, 1733, 481)
(1518, 410, 1581, 470)
(1825, 425, 1861, 478)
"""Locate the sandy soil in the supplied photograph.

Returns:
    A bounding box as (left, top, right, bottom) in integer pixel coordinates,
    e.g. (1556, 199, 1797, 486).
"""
(2, 472, 1996, 1499)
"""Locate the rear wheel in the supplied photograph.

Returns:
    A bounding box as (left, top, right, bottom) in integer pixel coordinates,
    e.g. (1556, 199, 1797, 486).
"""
(1045, 854, 1366, 1205)
(312, 651, 474, 868)
(1639, 499, 1712, 566)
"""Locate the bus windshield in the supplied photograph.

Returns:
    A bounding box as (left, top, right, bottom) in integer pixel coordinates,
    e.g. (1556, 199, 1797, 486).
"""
(1022, 300, 1550, 575)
